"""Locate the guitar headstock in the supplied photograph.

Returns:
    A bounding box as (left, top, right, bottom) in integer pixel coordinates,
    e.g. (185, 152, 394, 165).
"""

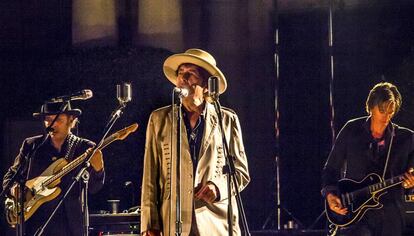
(113, 123, 139, 140)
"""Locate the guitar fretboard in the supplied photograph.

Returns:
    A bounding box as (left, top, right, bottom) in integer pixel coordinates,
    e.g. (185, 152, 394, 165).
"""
(42, 133, 118, 187)
(345, 174, 405, 205)
(368, 175, 404, 193)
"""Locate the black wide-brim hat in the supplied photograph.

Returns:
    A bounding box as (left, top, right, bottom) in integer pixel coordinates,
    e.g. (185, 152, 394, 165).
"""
(33, 101, 82, 118)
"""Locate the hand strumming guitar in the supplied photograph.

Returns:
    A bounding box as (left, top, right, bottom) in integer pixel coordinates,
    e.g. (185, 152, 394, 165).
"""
(326, 193, 348, 216)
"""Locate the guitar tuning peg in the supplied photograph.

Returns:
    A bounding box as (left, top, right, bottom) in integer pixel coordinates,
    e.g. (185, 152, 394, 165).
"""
(409, 168, 414, 174)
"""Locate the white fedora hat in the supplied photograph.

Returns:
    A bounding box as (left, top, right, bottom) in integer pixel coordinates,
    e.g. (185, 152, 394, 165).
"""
(163, 48, 227, 94)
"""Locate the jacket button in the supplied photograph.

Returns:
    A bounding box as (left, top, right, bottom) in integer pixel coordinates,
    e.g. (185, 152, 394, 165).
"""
(188, 190, 192, 194)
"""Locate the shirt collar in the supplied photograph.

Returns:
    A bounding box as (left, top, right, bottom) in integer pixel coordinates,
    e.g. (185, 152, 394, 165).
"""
(181, 103, 206, 118)
(363, 116, 394, 139)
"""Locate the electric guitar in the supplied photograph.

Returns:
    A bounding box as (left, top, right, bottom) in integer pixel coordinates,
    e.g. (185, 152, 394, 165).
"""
(325, 171, 412, 227)
(5, 123, 138, 226)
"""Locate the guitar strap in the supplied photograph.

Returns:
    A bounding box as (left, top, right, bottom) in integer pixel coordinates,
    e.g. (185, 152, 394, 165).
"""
(381, 123, 395, 181)
(65, 134, 81, 161)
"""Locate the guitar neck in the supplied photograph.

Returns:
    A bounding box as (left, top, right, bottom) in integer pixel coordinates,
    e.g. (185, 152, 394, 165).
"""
(43, 133, 119, 187)
(367, 174, 404, 194)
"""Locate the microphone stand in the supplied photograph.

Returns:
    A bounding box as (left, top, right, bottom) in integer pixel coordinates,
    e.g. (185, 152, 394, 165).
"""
(211, 98, 251, 236)
(172, 90, 183, 236)
(34, 101, 128, 236)
(1, 101, 67, 236)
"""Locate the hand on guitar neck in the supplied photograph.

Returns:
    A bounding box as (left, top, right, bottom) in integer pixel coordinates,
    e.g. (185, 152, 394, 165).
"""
(87, 148, 104, 172)
(402, 167, 414, 189)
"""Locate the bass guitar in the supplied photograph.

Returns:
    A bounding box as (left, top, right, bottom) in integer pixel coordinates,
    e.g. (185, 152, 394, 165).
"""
(5, 123, 138, 226)
(325, 171, 411, 227)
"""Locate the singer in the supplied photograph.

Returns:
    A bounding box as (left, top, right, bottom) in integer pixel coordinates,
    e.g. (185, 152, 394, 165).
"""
(2, 101, 105, 236)
(140, 48, 250, 236)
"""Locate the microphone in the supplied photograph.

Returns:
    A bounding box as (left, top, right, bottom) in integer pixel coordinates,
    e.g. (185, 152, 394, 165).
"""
(174, 87, 189, 98)
(205, 76, 220, 103)
(117, 82, 132, 104)
(48, 89, 93, 103)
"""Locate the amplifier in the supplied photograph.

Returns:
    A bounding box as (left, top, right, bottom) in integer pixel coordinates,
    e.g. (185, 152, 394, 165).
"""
(89, 212, 140, 235)
(404, 194, 414, 230)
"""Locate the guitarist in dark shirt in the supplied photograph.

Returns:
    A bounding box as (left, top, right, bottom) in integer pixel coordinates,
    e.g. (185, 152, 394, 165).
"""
(2, 101, 105, 236)
(322, 82, 414, 236)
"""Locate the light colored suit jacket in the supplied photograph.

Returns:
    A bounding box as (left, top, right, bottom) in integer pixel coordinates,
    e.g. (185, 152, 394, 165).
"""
(140, 103, 250, 236)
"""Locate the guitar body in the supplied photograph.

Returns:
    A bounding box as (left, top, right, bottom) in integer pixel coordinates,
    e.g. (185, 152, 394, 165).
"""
(6, 158, 67, 225)
(326, 173, 386, 227)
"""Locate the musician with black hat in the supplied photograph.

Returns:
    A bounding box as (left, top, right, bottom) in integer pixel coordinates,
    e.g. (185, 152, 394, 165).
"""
(2, 101, 105, 236)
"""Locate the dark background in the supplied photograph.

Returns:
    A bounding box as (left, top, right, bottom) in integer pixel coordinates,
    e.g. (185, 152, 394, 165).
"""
(1, 0, 414, 234)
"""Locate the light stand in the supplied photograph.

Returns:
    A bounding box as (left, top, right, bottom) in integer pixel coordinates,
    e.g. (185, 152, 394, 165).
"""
(262, 1, 305, 230)
(307, 0, 336, 232)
